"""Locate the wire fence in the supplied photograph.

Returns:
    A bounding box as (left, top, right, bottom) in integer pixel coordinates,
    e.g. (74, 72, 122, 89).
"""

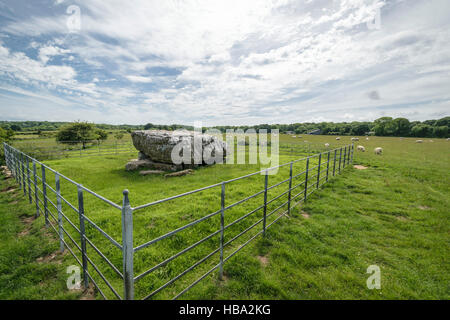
(11, 139, 344, 161)
(10, 141, 136, 160)
(3, 142, 354, 300)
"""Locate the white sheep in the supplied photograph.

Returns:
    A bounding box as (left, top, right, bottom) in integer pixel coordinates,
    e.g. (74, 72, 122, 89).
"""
(374, 147, 383, 155)
(357, 145, 365, 152)
(336, 137, 341, 140)
(351, 137, 359, 141)
(366, 137, 369, 141)
(324, 143, 330, 148)
(416, 140, 423, 143)
(292, 135, 296, 138)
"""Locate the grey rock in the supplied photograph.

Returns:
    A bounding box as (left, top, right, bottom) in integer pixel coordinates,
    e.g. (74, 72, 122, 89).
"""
(131, 130, 227, 166)
(125, 159, 182, 172)
(139, 170, 165, 175)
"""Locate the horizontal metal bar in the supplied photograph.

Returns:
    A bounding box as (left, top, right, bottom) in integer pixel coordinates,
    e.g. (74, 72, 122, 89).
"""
(84, 253, 122, 300)
(223, 229, 264, 263)
(267, 199, 289, 218)
(83, 215, 122, 250)
(84, 236, 123, 279)
(135, 229, 221, 282)
(224, 217, 264, 248)
(59, 194, 79, 214)
(267, 177, 290, 191)
(224, 189, 264, 211)
(266, 209, 287, 228)
(142, 246, 221, 300)
(224, 204, 264, 231)
(60, 225, 82, 252)
(134, 209, 222, 252)
(133, 184, 222, 211)
(82, 187, 122, 210)
(172, 263, 220, 300)
(85, 270, 108, 300)
(266, 188, 289, 206)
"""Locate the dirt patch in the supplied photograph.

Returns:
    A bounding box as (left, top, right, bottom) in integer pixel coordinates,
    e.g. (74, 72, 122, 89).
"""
(79, 283, 96, 300)
(418, 205, 431, 210)
(353, 165, 368, 170)
(1, 185, 16, 192)
(300, 211, 310, 219)
(18, 228, 30, 237)
(36, 252, 59, 263)
(257, 255, 269, 266)
(396, 216, 409, 221)
(21, 216, 36, 225)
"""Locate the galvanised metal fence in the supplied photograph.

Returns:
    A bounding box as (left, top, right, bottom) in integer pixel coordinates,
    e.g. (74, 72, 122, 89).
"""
(3, 142, 354, 300)
(11, 141, 136, 160)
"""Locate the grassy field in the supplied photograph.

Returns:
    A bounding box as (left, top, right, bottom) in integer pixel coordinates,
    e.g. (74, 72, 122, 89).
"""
(1, 134, 449, 299)
(0, 175, 89, 299)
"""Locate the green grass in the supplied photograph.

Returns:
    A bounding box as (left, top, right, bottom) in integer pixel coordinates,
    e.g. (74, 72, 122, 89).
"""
(0, 175, 86, 299)
(2, 134, 449, 299)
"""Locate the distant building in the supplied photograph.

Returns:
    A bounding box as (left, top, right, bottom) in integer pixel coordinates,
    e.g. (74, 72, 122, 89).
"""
(308, 129, 322, 135)
(365, 131, 375, 136)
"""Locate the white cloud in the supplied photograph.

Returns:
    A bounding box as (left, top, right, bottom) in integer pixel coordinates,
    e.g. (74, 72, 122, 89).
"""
(125, 75, 152, 83)
(0, 0, 449, 125)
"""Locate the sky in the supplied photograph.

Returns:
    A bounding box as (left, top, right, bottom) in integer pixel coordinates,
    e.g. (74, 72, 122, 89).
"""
(0, 0, 449, 126)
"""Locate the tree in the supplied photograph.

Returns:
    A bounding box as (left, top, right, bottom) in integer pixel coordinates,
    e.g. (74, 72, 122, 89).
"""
(433, 126, 448, 138)
(95, 129, 108, 142)
(56, 122, 98, 149)
(10, 124, 21, 131)
(0, 128, 14, 165)
(435, 116, 450, 127)
(411, 124, 433, 137)
(114, 132, 125, 140)
(393, 118, 410, 136)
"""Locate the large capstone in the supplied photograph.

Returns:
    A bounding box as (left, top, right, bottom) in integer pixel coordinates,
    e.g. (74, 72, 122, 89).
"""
(126, 130, 227, 171)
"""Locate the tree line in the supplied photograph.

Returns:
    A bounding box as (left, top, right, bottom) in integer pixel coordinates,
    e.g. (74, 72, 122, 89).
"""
(1, 116, 448, 138)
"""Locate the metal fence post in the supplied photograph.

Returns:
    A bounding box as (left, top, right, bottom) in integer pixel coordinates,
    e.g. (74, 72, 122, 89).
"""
(316, 153, 321, 189)
(122, 189, 134, 300)
(343, 146, 347, 168)
(219, 182, 225, 280)
(351, 144, 354, 164)
(21, 153, 26, 195)
(333, 149, 337, 177)
(338, 148, 342, 174)
(26, 157, 32, 203)
(287, 162, 293, 215)
(304, 157, 310, 202)
(349, 144, 353, 164)
(33, 161, 40, 217)
(55, 173, 64, 252)
(78, 185, 89, 289)
(262, 171, 268, 237)
(326, 151, 330, 182)
(41, 165, 49, 226)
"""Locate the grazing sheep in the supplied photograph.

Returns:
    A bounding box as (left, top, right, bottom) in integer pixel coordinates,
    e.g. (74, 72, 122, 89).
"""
(336, 137, 341, 140)
(374, 147, 383, 155)
(366, 137, 369, 141)
(351, 137, 359, 141)
(429, 140, 434, 142)
(357, 145, 365, 152)
(416, 140, 423, 143)
(447, 138, 450, 141)
(325, 143, 330, 148)
(292, 135, 296, 138)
